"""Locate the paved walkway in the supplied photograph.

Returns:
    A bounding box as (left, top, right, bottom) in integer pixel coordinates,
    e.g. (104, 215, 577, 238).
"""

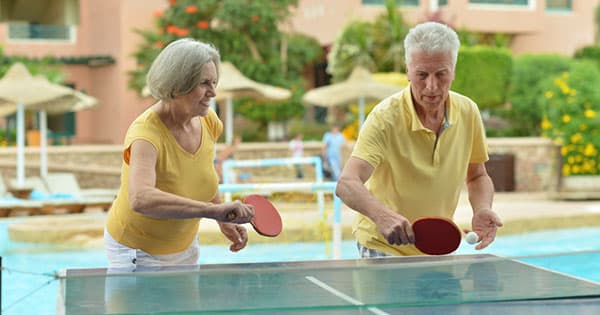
(197, 191, 600, 243)
(6, 191, 600, 246)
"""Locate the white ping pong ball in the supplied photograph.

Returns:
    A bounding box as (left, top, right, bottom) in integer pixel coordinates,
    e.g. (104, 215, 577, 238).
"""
(466, 231, 479, 245)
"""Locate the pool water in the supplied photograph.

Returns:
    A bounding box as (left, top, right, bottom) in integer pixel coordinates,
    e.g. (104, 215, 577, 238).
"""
(2, 223, 600, 315)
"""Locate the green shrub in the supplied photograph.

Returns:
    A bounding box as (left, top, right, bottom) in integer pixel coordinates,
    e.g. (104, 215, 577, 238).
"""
(574, 45, 600, 70)
(452, 46, 512, 111)
(539, 61, 600, 176)
(506, 54, 573, 136)
(287, 119, 330, 141)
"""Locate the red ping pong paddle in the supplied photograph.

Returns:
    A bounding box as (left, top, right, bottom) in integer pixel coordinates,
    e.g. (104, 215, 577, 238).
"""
(412, 216, 461, 255)
(226, 194, 282, 237)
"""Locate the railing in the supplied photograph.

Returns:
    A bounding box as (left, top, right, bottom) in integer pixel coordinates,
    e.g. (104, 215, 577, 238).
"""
(221, 157, 343, 258)
(222, 156, 326, 213)
(219, 181, 343, 259)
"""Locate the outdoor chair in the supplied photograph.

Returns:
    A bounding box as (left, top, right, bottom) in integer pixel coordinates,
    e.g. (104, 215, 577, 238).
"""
(9, 176, 88, 215)
(0, 176, 43, 216)
(43, 172, 116, 211)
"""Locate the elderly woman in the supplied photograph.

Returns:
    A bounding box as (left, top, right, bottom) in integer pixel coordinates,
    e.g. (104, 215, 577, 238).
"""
(104, 38, 254, 269)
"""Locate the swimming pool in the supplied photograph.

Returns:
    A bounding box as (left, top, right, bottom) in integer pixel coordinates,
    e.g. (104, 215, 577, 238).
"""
(2, 222, 600, 315)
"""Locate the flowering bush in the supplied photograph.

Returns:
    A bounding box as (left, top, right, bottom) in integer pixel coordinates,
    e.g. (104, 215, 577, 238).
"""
(540, 61, 600, 176)
(129, 0, 322, 139)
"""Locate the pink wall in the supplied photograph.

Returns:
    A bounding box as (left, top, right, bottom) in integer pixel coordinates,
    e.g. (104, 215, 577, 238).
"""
(0, 0, 598, 144)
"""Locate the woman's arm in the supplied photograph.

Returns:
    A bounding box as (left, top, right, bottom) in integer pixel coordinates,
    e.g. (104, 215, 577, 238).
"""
(127, 139, 253, 223)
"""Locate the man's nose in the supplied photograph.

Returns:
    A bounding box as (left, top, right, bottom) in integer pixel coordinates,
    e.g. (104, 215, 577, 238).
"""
(425, 76, 437, 91)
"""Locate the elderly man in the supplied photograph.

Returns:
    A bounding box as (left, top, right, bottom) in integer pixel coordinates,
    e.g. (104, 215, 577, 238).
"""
(335, 22, 503, 257)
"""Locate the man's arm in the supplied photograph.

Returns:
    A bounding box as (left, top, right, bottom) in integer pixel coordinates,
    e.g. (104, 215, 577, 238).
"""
(465, 162, 503, 249)
(336, 157, 414, 245)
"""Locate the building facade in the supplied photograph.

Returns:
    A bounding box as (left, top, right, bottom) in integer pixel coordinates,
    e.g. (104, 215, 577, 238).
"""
(0, 0, 597, 145)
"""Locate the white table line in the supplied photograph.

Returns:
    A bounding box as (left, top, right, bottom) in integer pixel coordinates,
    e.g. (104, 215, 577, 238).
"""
(305, 275, 389, 315)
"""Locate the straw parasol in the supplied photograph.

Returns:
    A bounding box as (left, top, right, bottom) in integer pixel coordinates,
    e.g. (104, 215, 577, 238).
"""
(302, 66, 401, 128)
(0, 62, 98, 186)
(215, 62, 291, 144)
(143, 62, 291, 144)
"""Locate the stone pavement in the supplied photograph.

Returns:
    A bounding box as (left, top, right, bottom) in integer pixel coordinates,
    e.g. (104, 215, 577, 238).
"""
(6, 192, 600, 246)
(198, 191, 600, 244)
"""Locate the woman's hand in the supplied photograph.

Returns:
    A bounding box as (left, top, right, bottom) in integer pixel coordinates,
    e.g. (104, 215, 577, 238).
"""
(218, 222, 248, 252)
(214, 200, 254, 224)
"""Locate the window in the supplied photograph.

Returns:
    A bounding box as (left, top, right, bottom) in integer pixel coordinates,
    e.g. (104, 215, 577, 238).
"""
(8, 23, 74, 41)
(546, 0, 571, 11)
(438, 0, 449, 6)
(47, 111, 76, 145)
(469, 0, 529, 5)
(362, 0, 419, 6)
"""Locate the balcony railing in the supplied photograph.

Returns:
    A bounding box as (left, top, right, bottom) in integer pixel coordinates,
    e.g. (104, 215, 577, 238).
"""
(8, 23, 74, 41)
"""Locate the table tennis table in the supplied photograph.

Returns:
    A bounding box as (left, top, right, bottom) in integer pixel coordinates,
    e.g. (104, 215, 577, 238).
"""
(57, 254, 600, 314)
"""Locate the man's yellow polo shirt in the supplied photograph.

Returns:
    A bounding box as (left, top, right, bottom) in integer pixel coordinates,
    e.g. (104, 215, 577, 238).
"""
(106, 108, 222, 255)
(351, 86, 488, 256)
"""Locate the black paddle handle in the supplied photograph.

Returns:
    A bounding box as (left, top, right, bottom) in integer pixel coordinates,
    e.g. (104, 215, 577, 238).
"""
(226, 211, 237, 221)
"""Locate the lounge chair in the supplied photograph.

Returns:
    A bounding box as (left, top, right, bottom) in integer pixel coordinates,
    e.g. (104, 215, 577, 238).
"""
(9, 176, 88, 215)
(43, 172, 116, 211)
(0, 176, 43, 216)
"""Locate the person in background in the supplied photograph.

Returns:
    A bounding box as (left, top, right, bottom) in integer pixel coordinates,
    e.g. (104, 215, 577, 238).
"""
(214, 135, 241, 183)
(288, 133, 304, 179)
(335, 22, 503, 258)
(104, 38, 254, 269)
(322, 125, 346, 181)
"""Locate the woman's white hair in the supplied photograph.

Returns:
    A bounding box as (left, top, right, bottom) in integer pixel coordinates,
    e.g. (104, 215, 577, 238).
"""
(146, 38, 220, 100)
(404, 22, 460, 68)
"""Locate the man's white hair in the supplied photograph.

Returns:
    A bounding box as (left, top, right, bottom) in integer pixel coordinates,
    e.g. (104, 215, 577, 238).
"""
(404, 22, 460, 68)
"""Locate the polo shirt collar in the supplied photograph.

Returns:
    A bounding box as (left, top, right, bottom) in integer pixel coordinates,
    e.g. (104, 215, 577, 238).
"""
(401, 84, 457, 132)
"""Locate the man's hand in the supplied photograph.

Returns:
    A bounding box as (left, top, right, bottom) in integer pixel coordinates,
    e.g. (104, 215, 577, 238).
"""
(471, 209, 503, 250)
(374, 210, 415, 246)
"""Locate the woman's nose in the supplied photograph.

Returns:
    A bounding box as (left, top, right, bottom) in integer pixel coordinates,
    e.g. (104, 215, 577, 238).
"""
(207, 84, 217, 97)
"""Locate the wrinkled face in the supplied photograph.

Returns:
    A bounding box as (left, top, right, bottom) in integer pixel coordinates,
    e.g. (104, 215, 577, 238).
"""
(406, 50, 455, 110)
(174, 61, 217, 117)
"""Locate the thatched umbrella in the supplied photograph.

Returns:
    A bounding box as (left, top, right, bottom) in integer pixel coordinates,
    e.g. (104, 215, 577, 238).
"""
(143, 62, 291, 144)
(302, 66, 401, 128)
(215, 62, 291, 143)
(0, 62, 98, 186)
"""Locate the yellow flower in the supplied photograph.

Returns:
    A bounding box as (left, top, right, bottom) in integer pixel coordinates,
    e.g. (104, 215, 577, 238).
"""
(541, 118, 552, 130)
(561, 146, 568, 156)
(579, 124, 588, 131)
(584, 109, 596, 118)
(562, 114, 571, 123)
(544, 91, 553, 99)
(570, 133, 582, 143)
(572, 165, 581, 174)
(584, 143, 597, 156)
